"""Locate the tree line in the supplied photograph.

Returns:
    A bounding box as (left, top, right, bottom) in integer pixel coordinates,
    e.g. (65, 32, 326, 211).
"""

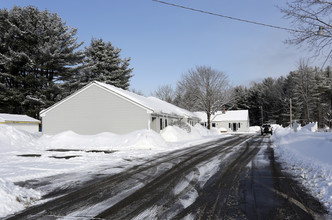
(232, 61, 332, 128)
(0, 6, 133, 118)
(153, 62, 332, 129)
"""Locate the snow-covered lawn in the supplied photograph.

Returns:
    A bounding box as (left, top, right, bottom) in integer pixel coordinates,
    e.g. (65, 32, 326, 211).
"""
(1, 122, 331, 217)
(272, 123, 332, 214)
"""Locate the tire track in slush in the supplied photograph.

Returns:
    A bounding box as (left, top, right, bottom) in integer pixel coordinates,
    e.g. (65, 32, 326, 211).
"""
(94, 135, 251, 219)
(8, 135, 328, 220)
(6, 135, 250, 220)
(174, 136, 262, 219)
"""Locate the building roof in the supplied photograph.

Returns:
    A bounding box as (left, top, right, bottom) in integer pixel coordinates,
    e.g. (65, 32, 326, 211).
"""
(194, 110, 249, 122)
(212, 110, 249, 121)
(0, 113, 40, 123)
(193, 111, 208, 123)
(41, 81, 199, 120)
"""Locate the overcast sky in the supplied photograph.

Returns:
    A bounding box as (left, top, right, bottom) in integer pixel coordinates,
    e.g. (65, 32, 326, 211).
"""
(0, 0, 322, 95)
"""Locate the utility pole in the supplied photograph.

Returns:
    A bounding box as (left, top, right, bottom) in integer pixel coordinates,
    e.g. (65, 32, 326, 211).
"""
(261, 106, 263, 126)
(290, 98, 292, 128)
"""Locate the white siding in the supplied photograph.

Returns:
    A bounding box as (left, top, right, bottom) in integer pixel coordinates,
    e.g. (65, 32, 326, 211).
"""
(215, 120, 249, 132)
(42, 84, 149, 135)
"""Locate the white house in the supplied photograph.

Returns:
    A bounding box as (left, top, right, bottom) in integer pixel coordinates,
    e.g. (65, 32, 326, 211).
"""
(195, 110, 250, 132)
(0, 113, 41, 133)
(40, 81, 200, 135)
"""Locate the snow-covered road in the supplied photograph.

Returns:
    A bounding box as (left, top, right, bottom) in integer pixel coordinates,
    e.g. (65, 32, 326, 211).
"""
(5, 134, 329, 219)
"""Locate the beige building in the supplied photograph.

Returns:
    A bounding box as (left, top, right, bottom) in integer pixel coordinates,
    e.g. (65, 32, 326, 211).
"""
(40, 81, 200, 135)
(0, 113, 40, 133)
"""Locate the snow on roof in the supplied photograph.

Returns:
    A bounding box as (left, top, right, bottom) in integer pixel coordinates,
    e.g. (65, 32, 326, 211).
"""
(212, 110, 249, 121)
(95, 81, 198, 119)
(41, 81, 199, 120)
(194, 112, 208, 123)
(194, 110, 249, 122)
(0, 114, 40, 123)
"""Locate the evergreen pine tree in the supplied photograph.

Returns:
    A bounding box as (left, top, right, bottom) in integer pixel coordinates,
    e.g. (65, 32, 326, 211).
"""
(78, 38, 133, 90)
(0, 6, 83, 117)
(232, 86, 250, 110)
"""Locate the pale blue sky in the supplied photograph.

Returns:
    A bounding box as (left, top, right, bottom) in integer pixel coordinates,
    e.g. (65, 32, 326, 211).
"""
(0, 0, 321, 95)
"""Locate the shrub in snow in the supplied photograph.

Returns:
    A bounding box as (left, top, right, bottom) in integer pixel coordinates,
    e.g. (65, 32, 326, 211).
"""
(170, 120, 191, 133)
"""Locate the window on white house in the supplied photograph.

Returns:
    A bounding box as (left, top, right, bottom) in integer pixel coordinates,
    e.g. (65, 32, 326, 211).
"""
(165, 119, 168, 127)
(212, 123, 216, 127)
(160, 118, 163, 130)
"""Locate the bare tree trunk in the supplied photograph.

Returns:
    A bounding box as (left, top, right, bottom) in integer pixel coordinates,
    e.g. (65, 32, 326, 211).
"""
(207, 111, 211, 130)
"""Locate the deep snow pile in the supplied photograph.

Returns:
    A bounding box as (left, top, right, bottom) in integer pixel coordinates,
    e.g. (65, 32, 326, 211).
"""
(0, 123, 222, 218)
(0, 178, 41, 216)
(0, 125, 37, 153)
(38, 129, 169, 151)
(161, 124, 220, 142)
(271, 123, 332, 213)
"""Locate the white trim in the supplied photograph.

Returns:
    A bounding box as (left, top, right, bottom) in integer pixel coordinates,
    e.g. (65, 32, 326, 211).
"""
(93, 83, 154, 113)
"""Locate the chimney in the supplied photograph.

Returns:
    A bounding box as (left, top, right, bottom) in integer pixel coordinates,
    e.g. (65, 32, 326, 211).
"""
(222, 106, 226, 114)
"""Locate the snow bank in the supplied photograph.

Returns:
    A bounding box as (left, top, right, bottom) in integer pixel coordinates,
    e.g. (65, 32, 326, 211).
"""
(0, 125, 36, 152)
(161, 124, 219, 142)
(271, 124, 332, 213)
(36, 124, 219, 150)
(38, 130, 168, 151)
(249, 126, 260, 133)
(0, 178, 41, 218)
(301, 122, 318, 132)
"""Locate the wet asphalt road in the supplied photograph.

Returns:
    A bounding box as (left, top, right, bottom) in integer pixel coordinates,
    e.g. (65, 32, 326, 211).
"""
(6, 134, 329, 219)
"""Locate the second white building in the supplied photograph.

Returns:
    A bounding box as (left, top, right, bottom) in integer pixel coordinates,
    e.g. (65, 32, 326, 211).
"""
(195, 110, 250, 132)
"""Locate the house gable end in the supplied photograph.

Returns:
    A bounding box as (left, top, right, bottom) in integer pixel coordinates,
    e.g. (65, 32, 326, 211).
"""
(40, 82, 153, 117)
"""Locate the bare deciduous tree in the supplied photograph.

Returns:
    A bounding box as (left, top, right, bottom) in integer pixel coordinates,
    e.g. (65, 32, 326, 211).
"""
(151, 84, 175, 103)
(177, 66, 233, 129)
(293, 59, 317, 123)
(280, 0, 332, 63)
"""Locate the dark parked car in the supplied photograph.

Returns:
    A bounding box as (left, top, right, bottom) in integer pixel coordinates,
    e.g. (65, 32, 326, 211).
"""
(261, 124, 273, 135)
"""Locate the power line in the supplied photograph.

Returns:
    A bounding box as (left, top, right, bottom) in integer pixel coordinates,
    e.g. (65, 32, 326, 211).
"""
(152, 0, 305, 33)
